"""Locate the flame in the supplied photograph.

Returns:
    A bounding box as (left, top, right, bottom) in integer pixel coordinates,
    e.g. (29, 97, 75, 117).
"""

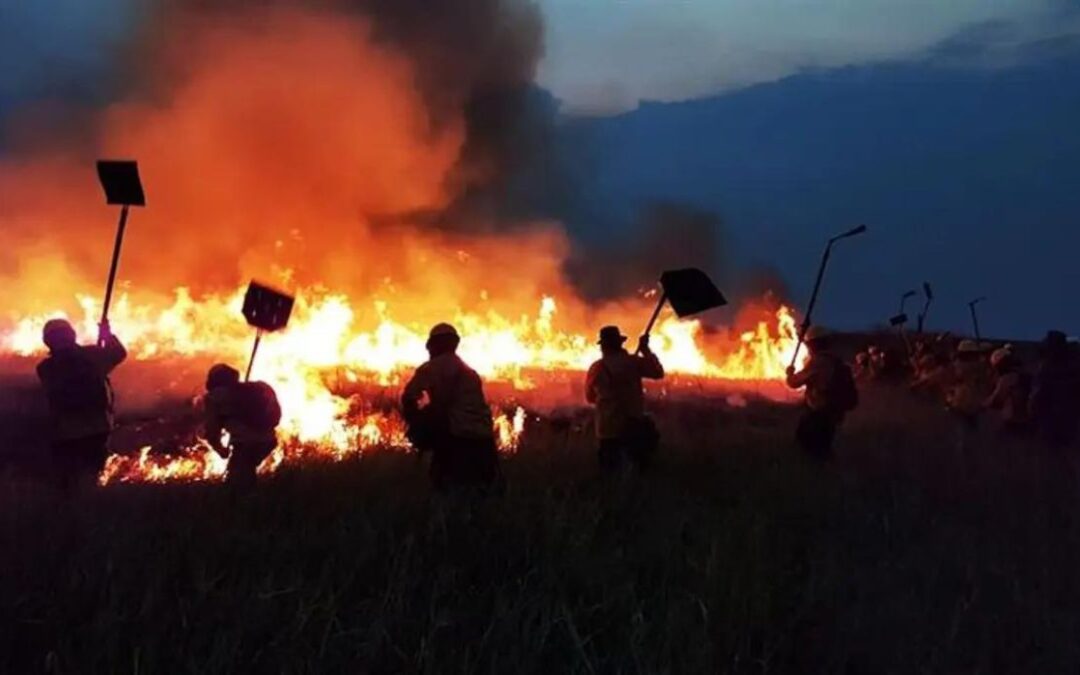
(0, 5, 807, 486)
(7, 283, 803, 485)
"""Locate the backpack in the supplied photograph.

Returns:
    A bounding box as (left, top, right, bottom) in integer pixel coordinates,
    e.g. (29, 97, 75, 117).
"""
(236, 381, 282, 430)
(405, 367, 465, 453)
(39, 350, 111, 415)
(830, 359, 859, 413)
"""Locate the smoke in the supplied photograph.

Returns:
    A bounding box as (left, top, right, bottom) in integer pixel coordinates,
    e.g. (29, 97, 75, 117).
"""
(0, 0, 736, 334)
(0, 1, 558, 312)
(564, 202, 726, 302)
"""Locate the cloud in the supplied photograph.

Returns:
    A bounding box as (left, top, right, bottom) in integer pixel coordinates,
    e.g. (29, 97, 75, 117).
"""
(536, 0, 1079, 112)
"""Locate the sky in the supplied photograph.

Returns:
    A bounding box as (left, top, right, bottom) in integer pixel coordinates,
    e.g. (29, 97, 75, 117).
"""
(537, 0, 1075, 111)
(2, 0, 1076, 113)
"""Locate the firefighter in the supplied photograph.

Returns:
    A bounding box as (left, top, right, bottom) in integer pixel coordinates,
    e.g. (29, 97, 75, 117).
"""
(36, 319, 127, 491)
(942, 340, 993, 453)
(853, 351, 873, 382)
(1030, 330, 1080, 448)
(984, 346, 1032, 436)
(402, 323, 499, 491)
(785, 326, 858, 461)
(204, 364, 281, 490)
(585, 325, 665, 473)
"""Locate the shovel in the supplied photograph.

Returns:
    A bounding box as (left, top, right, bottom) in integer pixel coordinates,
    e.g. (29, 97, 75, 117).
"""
(790, 224, 868, 368)
(917, 282, 933, 333)
(641, 268, 728, 346)
(96, 160, 146, 346)
(241, 281, 295, 381)
(968, 296, 986, 340)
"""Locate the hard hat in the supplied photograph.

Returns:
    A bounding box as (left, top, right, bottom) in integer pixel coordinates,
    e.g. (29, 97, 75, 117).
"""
(206, 363, 240, 390)
(428, 323, 460, 340)
(956, 340, 985, 354)
(42, 318, 77, 351)
(804, 326, 830, 343)
(598, 325, 628, 345)
(989, 347, 1012, 368)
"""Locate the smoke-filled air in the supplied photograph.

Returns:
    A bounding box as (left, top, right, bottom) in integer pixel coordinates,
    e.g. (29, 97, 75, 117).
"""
(0, 0, 801, 483)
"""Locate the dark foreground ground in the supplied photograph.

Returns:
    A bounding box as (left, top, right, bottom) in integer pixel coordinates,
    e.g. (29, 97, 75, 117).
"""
(3, 385, 1080, 674)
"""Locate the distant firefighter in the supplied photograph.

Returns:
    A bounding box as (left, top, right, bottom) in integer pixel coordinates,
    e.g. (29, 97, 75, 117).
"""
(585, 326, 665, 473)
(786, 326, 858, 461)
(852, 351, 873, 382)
(984, 346, 1032, 436)
(36, 319, 127, 491)
(402, 323, 500, 491)
(942, 340, 993, 453)
(1030, 330, 1080, 448)
(204, 364, 281, 489)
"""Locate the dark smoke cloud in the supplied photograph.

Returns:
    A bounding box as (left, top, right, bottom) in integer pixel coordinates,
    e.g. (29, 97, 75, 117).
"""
(121, 0, 545, 215)
(563, 202, 726, 302)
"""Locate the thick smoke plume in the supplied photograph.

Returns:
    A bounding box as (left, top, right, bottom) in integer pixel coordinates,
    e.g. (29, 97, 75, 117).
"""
(0, 0, 564, 319)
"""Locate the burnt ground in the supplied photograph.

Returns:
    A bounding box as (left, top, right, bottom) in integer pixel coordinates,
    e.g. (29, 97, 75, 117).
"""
(2, 357, 1080, 672)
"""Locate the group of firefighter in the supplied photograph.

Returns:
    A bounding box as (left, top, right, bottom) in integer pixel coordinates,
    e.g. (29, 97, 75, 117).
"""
(32, 312, 1080, 493)
(854, 329, 1080, 451)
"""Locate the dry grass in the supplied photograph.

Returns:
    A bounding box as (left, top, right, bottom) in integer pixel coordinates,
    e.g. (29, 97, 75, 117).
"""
(2, 386, 1080, 673)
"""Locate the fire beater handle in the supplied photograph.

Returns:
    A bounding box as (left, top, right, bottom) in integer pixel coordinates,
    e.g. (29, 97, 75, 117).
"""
(245, 330, 263, 382)
(918, 298, 932, 333)
(99, 204, 130, 345)
(790, 243, 833, 369)
(639, 292, 668, 353)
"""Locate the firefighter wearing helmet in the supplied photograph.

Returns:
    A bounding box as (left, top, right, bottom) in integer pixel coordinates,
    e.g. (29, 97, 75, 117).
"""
(401, 323, 500, 491)
(36, 318, 127, 491)
(983, 345, 1032, 436)
(785, 326, 858, 461)
(204, 363, 281, 489)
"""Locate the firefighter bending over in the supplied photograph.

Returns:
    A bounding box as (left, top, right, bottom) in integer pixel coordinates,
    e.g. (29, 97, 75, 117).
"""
(204, 364, 281, 489)
(402, 323, 500, 491)
(786, 326, 858, 461)
(37, 319, 127, 491)
(585, 325, 665, 473)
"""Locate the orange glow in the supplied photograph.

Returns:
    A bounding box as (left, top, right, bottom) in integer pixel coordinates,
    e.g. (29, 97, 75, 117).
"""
(8, 285, 804, 485)
(0, 5, 806, 485)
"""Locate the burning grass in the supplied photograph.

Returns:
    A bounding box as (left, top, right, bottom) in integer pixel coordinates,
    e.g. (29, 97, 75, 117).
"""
(1, 284, 804, 485)
(3, 387, 1080, 672)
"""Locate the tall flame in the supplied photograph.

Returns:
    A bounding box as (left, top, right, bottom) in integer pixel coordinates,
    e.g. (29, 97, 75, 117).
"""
(3, 284, 803, 484)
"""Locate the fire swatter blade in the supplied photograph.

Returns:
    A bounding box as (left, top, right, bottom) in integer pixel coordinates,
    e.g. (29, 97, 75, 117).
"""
(659, 268, 728, 318)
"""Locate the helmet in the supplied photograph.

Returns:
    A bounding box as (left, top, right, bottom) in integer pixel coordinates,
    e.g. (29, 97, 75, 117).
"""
(989, 347, 1012, 368)
(804, 325, 830, 343)
(206, 363, 240, 390)
(42, 318, 77, 351)
(428, 323, 459, 340)
(956, 340, 986, 354)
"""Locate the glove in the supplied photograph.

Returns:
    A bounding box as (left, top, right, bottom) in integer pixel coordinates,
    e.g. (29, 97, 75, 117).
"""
(638, 334, 651, 353)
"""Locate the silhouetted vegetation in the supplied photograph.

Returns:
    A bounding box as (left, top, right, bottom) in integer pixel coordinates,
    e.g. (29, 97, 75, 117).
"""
(2, 386, 1079, 673)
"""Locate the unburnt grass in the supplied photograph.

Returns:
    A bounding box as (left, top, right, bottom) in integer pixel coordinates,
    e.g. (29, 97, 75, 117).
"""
(2, 385, 1080, 673)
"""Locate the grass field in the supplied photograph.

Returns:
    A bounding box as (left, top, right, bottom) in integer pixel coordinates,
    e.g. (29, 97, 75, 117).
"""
(3, 385, 1080, 673)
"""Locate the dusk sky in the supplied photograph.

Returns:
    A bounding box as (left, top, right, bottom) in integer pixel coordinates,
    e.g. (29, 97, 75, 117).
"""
(4, 0, 1077, 111)
(538, 0, 1078, 111)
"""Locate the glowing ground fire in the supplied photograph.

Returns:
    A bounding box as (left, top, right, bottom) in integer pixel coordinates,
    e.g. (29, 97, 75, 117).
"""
(2, 284, 803, 485)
